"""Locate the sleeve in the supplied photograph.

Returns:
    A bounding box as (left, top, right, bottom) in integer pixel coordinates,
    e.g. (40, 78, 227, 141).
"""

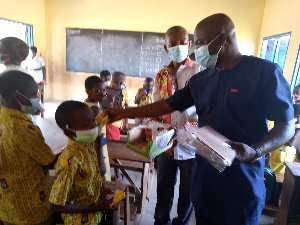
(166, 82, 194, 113)
(39, 56, 46, 67)
(135, 89, 141, 102)
(153, 77, 161, 102)
(20, 123, 55, 165)
(262, 64, 294, 122)
(49, 153, 79, 205)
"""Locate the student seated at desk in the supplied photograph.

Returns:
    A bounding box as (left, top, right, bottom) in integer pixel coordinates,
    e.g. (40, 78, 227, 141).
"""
(84, 75, 111, 181)
(134, 77, 154, 125)
(49, 101, 115, 225)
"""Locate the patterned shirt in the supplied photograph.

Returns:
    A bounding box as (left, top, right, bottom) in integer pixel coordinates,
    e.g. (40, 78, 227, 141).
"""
(0, 107, 55, 224)
(135, 88, 154, 107)
(49, 139, 103, 225)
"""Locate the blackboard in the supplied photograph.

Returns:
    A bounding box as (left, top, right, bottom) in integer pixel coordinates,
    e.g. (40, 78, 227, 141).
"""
(66, 28, 195, 77)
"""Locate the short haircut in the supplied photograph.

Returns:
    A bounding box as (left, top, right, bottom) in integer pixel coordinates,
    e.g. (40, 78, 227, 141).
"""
(0, 37, 29, 64)
(0, 70, 35, 100)
(85, 76, 103, 90)
(55, 100, 89, 130)
(30, 46, 37, 53)
(145, 77, 154, 83)
(100, 70, 111, 79)
(112, 71, 125, 84)
(294, 104, 300, 117)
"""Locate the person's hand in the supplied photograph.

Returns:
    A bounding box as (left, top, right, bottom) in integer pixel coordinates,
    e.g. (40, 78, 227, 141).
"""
(226, 141, 256, 163)
(140, 90, 147, 97)
(93, 198, 117, 211)
(105, 108, 125, 123)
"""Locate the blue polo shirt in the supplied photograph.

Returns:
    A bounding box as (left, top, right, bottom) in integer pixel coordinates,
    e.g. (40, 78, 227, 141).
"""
(166, 55, 293, 224)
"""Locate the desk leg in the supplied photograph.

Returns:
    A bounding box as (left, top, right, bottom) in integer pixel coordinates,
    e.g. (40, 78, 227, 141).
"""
(139, 162, 149, 214)
(274, 167, 296, 225)
(124, 186, 130, 225)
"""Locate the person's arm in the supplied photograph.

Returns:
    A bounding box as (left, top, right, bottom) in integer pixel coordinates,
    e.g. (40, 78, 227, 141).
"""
(90, 106, 106, 176)
(42, 66, 46, 81)
(134, 90, 147, 104)
(229, 119, 295, 163)
(48, 199, 115, 214)
(107, 100, 174, 123)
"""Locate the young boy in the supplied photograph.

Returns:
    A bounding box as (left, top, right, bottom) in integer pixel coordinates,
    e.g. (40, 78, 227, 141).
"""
(49, 101, 114, 224)
(84, 76, 111, 181)
(293, 85, 300, 103)
(134, 77, 154, 124)
(0, 71, 56, 225)
(100, 70, 111, 87)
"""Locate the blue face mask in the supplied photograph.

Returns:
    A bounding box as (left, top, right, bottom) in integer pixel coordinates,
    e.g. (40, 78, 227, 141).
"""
(167, 45, 189, 63)
(16, 91, 45, 114)
(143, 86, 153, 93)
(0, 53, 4, 64)
(121, 83, 126, 90)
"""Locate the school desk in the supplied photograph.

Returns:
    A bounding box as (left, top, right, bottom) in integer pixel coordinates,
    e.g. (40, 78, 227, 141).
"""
(107, 139, 155, 223)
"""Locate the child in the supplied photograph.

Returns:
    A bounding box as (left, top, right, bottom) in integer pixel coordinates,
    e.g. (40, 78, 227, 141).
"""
(84, 75, 111, 181)
(293, 85, 300, 103)
(100, 70, 112, 87)
(0, 71, 56, 225)
(49, 101, 114, 224)
(134, 77, 154, 124)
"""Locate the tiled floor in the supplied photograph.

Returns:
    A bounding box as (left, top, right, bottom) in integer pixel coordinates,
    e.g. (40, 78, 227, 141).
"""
(37, 101, 276, 225)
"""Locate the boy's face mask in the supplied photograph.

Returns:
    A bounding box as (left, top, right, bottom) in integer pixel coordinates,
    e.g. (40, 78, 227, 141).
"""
(104, 81, 111, 87)
(143, 86, 153, 94)
(121, 83, 126, 90)
(90, 91, 107, 103)
(16, 91, 45, 114)
(66, 125, 98, 143)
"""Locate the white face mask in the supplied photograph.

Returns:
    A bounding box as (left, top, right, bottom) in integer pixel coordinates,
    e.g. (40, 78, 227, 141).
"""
(104, 81, 111, 87)
(67, 125, 98, 143)
(167, 45, 189, 63)
(16, 91, 45, 114)
(194, 34, 223, 68)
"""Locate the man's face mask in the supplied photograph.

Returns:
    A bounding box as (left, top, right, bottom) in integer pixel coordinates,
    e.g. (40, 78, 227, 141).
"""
(66, 125, 98, 143)
(194, 34, 223, 68)
(167, 45, 189, 63)
(121, 83, 126, 90)
(16, 91, 45, 114)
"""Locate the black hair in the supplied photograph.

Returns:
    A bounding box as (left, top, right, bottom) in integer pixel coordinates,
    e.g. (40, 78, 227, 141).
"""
(0, 70, 35, 100)
(55, 100, 89, 130)
(294, 104, 300, 117)
(100, 70, 111, 79)
(145, 77, 154, 83)
(30, 46, 37, 53)
(112, 71, 125, 84)
(85, 76, 103, 90)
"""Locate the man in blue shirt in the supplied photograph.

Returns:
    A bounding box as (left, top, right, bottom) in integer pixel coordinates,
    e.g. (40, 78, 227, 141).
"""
(107, 13, 295, 225)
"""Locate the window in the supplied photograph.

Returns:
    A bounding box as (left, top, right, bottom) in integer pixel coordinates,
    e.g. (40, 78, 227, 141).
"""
(0, 18, 34, 72)
(260, 33, 291, 70)
(290, 45, 300, 94)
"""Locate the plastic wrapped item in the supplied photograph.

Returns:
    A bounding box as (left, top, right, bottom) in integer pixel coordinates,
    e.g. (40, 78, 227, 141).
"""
(177, 123, 236, 172)
(105, 190, 126, 207)
(126, 121, 174, 159)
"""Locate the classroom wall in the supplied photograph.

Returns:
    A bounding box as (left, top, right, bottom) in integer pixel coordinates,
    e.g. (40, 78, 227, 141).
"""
(258, 0, 300, 84)
(0, 0, 47, 59)
(43, 0, 266, 104)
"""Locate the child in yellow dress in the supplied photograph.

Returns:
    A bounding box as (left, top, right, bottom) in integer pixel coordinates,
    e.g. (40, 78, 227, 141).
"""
(49, 101, 114, 225)
(0, 71, 56, 225)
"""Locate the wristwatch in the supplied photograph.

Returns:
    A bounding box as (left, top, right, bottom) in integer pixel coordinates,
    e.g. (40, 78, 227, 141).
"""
(251, 145, 262, 162)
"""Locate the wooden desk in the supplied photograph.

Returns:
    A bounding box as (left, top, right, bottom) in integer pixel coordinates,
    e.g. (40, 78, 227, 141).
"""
(274, 162, 300, 225)
(107, 140, 155, 222)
